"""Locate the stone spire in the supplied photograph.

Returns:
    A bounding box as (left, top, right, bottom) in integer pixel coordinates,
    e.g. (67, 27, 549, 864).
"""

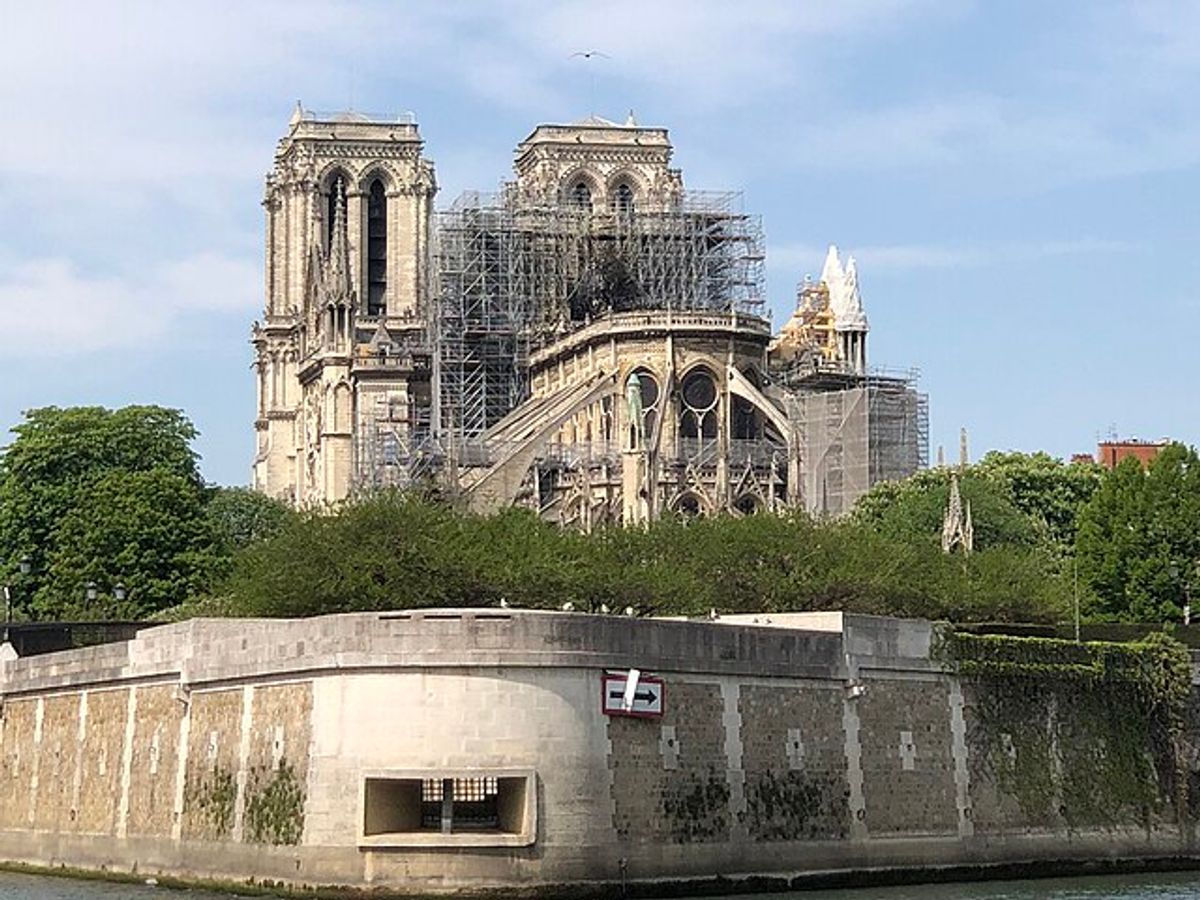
(323, 180, 352, 304)
(941, 473, 974, 554)
(836, 256, 869, 331)
(304, 193, 327, 328)
(821, 244, 869, 373)
(820, 245, 845, 304)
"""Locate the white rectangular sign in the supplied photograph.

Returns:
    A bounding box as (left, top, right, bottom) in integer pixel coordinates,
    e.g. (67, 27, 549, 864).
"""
(602, 672, 664, 718)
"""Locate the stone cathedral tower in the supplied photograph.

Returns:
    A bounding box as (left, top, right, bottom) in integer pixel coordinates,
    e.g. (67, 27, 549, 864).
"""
(252, 106, 436, 503)
(252, 106, 927, 517)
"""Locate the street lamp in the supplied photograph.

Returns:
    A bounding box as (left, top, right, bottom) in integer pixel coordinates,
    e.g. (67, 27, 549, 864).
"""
(2, 556, 31, 627)
(1167, 563, 1192, 626)
(113, 582, 127, 603)
(85, 582, 98, 604)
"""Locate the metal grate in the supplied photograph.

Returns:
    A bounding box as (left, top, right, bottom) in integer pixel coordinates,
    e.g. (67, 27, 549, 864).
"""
(420, 777, 501, 830)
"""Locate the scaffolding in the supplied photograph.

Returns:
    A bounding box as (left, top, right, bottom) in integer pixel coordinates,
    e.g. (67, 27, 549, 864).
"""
(782, 366, 929, 517)
(435, 188, 766, 440)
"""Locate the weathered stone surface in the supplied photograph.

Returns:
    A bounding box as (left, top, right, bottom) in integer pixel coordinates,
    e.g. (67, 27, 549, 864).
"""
(0, 610, 1190, 895)
(609, 679, 729, 845)
(182, 689, 243, 841)
(126, 684, 185, 838)
(0, 699, 37, 829)
(856, 679, 957, 835)
(739, 684, 849, 841)
(76, 689, 126, 834)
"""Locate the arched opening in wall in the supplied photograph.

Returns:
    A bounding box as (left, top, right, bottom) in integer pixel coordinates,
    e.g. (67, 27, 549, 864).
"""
(674, 492, 703, 518)
(367, 178, 387, 316)
(678, 368, 719, 459)
(733, 493, 760, 516)
(570, 181, 593, 212)
(335, 382, 353, 431)
(625, 369, 660, 450)
(612, 182, 635, 216)
(324, 172, 349, 251)
(732, 396, 762, 440)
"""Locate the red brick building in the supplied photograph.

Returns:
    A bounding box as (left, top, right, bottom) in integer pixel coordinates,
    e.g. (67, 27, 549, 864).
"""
(1095, 439, 1169, 470)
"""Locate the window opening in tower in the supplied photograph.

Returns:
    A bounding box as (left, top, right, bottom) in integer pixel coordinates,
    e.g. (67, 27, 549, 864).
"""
(367, 179, 388, 316)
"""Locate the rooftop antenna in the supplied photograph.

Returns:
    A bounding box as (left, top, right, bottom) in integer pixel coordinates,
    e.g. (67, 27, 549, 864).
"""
(570, 50, 611, 115)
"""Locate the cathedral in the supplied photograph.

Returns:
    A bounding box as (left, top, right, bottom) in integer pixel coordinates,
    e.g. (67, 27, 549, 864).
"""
(252, 107, 926, 522)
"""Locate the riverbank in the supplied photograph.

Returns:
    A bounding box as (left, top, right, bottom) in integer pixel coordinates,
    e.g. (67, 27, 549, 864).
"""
(7, 855, 1200, 900)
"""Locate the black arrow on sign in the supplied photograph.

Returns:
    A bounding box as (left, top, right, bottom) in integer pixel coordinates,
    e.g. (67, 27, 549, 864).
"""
(608, 688, 659, 704)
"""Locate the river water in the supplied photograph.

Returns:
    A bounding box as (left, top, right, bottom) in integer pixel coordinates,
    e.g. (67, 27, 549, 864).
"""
(5, 870, 1200, 899)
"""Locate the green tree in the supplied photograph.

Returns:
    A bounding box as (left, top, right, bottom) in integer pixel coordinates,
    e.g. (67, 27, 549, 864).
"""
(853, 452, 1103, 557)
(853, 469, 1042, 551)
(1076, 444, 1200, 622)
(205, 487, 294, 554)
(225, 492, 480, 617)
(973, 451, 1103, 549)
(219, 491, 1067, 624)
(0, 406, 216, 619)
(40, 470, 219, 619)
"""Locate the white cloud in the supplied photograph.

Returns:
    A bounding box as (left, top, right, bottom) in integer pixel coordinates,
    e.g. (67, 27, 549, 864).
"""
(0, 254, 259, 358)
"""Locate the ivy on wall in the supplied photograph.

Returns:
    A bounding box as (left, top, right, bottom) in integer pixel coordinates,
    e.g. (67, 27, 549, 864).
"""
(244, 761, 306, 846)
(939, 630, 1192, 830)
(185, 764, 237, 839)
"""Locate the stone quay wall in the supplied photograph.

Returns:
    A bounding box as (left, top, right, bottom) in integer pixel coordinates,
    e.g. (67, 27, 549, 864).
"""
(0, 609, 1193, 895)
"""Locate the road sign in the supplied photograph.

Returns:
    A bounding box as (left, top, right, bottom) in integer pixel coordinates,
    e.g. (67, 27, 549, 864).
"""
(602, 671, 664, 718)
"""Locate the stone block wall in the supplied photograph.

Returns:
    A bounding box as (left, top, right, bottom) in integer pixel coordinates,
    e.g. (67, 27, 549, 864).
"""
(33, 694, 80, 833)
(76, 689, 126, 834)
(183, 688, 243, 841)
(0, 611, 1191, 894)
(739, 683, 849, 842)
(0, 699, 37, 830)
(127, 685, 185, 838)
(609, 679, 729, 846)
(856, 680, 957, 835)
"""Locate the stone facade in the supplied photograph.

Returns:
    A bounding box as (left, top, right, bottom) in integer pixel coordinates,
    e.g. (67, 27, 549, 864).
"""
(252, 107, 435, 504)
(252, 108, 926, 519)
(0, 612, 1193, 894)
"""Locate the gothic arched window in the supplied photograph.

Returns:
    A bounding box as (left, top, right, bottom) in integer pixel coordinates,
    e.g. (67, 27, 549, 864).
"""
(613, 182, 635, 215)
(625, 369, 660, 450)
(367, 178, 387, 316)
(679, 368, 719, 445)
(570, 181, 593, 212)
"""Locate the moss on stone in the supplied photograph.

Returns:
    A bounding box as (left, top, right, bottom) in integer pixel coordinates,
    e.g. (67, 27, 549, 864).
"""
(244, 759, 305, 846)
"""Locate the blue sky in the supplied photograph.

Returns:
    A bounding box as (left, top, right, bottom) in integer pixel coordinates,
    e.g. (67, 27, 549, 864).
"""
(2, 0, 1197, 485)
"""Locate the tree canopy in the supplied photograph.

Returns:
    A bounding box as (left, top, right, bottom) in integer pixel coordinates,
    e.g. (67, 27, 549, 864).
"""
(853, 451, 1104, 556)
(2, 404, 1192, 629)
(1075, 443, 1200, 623)
(0, 406, 221, 619)
(216, 490, 1070, 624)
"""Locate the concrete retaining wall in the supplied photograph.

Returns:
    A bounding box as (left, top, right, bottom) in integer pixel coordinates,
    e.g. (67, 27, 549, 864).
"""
(0, 610, 1192, 895)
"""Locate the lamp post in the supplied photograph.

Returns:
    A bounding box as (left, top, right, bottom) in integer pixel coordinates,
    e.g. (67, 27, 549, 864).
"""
(2, 556, 31, 640)
(1167, 563, 1192, 626)
(1073, 557, 1081, 643)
